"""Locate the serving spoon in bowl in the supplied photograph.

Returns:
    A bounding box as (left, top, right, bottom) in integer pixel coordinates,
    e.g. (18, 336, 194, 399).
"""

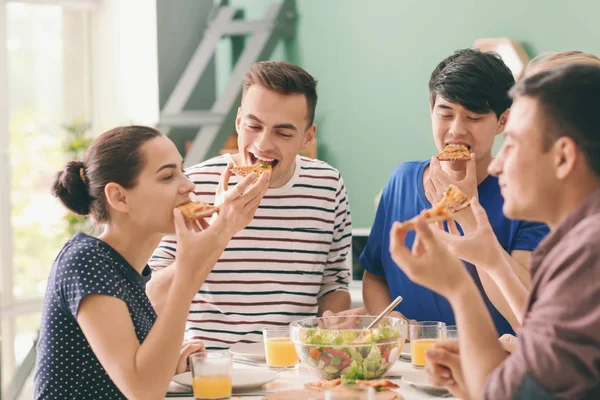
(366, 296, 403, 329)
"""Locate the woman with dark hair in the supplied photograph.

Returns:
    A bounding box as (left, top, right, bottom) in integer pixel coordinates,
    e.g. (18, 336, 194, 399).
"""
(34, 125, 269, 399)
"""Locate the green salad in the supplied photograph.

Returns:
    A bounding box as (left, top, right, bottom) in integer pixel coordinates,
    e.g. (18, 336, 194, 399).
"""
(298, 325, 402, 379)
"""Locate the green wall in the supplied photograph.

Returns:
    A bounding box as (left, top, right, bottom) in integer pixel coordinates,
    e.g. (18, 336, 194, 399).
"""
(228, 0, 600, 228)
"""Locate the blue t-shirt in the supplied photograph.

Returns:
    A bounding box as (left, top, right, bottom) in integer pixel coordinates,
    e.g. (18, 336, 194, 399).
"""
(359, 161, 549, 336)
(34, 232, 156, 399)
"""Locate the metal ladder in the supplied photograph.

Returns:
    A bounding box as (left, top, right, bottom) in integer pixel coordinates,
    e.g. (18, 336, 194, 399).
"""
(159, 0, 297, 167)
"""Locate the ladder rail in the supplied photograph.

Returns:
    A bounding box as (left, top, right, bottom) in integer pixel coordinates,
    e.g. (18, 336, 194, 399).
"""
(162, 7, 237, 116)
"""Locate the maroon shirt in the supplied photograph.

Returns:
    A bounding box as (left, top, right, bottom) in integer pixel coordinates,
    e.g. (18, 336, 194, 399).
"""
(485, 188, 600, 399)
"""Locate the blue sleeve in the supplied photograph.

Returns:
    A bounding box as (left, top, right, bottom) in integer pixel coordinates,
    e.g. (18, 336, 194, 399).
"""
(359, 182, 391, 277)
(512, 220, 550, 252)
(55, 242, 125, 318)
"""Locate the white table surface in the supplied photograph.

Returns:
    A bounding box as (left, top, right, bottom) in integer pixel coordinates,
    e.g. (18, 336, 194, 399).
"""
(166, 357, 457, 400)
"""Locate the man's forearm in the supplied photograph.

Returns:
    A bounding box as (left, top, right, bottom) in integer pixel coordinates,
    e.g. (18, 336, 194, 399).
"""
(500, 249, 531, 288)
(448, 279, 508, 400)
(477, 270, 520, 329)
(318, 289, 351, 316)
(362, 270, 394, 314)
(486, 253, 530, 324)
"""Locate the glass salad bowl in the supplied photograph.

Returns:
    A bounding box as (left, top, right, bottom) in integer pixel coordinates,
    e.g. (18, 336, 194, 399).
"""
(290, 316, 407, 380)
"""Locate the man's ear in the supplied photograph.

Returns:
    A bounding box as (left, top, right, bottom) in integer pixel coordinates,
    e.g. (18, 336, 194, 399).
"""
(301, 124, 317, 151)
(104, 182, 129, 214)
(235, 107, 242, 134)
(554, 136, 578, 181)
(497, 108, 510, 134)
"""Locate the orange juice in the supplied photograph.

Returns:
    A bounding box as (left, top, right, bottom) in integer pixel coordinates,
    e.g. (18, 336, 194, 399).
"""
(411, 338, 438, 367)
(192, 375, 232, 399)
(264, 337, 299, 367)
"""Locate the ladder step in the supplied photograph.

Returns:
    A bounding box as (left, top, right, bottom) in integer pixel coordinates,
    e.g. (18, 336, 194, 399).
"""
(222, 20, 269, 36)
(160, 111, 224, 127)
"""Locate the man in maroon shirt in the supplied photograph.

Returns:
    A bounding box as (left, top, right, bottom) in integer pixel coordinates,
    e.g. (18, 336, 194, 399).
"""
(389, 63, 600, 399)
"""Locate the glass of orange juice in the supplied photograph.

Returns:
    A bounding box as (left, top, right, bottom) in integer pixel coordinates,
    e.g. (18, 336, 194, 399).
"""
(410, 321, 446, 369)
(263, 328, 299, 370)
(189, 351, 232, 399)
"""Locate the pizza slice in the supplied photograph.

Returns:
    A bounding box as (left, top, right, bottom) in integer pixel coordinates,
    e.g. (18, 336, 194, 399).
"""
(396, 184, 471, 230)
(305, 378, 400, 394)
(355, 379, 400, 390)
(176, 201, 218, 220)
(395, 206, 451, 231)
(436, 144, 472, 161)
(304, 378, 342, 391)
(437, 184, 471, 213)
(230, 162, 272, 180)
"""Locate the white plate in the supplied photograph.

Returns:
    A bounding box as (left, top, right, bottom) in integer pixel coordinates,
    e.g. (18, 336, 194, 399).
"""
(400, 368, 449, 395)
(229, 341, 266, 362)
(173, 369, 278, 390)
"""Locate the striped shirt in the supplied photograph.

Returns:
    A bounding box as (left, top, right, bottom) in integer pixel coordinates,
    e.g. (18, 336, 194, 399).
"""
(149, 154, 352, 350)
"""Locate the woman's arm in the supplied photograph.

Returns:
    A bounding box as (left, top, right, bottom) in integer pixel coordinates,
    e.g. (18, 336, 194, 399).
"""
(78, 226, 230, 400)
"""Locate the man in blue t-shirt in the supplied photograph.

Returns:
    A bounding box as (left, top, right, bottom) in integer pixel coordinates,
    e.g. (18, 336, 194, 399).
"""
(357, 49, 549, 336)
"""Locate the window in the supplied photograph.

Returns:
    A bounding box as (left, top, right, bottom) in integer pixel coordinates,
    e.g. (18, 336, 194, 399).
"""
(1, 1, 92, 391)
(0, 1, 158, 394)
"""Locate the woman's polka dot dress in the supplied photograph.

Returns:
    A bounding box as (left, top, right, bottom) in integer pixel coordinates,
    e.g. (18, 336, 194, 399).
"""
(34, 232, 157, 399)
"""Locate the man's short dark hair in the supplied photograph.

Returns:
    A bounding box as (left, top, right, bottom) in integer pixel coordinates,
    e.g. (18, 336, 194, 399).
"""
(243, 61, 318, 126)
(429, 49, 515, 118)
(510, 63, 600, 177)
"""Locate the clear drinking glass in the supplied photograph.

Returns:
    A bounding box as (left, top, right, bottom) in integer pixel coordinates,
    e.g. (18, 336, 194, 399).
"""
(189, 351, 232, 399)
(446, 325, 458, 340)
(410, 321, 447, 368)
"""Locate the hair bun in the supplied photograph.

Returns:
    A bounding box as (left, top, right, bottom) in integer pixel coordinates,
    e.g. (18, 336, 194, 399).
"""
(51, 160, 92, 215)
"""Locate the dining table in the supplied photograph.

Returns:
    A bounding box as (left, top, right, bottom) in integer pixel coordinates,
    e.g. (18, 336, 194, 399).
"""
(165, 355, 458, 400)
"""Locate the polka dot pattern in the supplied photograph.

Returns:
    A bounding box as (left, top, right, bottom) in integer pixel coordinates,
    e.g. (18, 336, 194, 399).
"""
(34, 232, 156, 399)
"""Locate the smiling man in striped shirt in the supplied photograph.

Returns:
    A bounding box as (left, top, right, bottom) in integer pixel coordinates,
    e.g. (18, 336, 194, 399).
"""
(147, 61, 352, 350)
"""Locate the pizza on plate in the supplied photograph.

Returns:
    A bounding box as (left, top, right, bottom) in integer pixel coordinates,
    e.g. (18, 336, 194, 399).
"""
(304, 378, 342, 391)
(354, 379, 399, 390)
(305, 378, 398, 392)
